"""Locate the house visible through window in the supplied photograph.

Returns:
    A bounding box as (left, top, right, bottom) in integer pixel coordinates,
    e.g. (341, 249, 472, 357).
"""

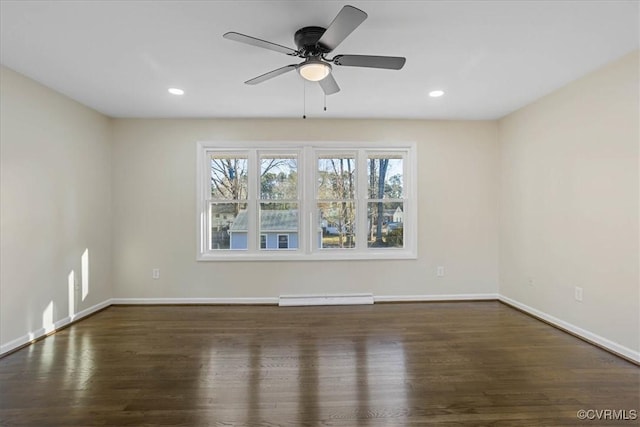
(197, 141, 417, 260)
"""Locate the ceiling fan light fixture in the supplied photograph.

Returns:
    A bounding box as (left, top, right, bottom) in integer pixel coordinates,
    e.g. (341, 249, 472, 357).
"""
(298, 59, 331, 82)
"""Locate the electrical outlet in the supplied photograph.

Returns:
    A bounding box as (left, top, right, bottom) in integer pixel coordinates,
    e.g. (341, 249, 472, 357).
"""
(152, 268, 160, 280)
(437, 266, 445, 277)
(574, 286, 583, 302)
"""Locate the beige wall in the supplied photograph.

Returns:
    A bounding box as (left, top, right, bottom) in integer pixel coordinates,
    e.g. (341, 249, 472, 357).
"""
(0, 66, 113, 349)
(498, 51, 639, 353)
(111, 119, 500, 299)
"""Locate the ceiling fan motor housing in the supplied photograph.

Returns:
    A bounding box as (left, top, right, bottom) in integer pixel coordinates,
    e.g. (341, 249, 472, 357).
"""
(294, 26, 330, 56)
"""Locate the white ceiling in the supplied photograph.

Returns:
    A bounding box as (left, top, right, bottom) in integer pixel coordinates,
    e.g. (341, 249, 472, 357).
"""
(1, 1, 638, 120)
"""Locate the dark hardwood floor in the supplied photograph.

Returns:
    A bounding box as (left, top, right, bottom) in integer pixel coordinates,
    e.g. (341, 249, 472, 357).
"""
(0, 302, 638, 426)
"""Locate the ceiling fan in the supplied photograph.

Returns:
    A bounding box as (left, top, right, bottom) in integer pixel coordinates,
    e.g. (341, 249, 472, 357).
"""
(223, 5, 406, 95)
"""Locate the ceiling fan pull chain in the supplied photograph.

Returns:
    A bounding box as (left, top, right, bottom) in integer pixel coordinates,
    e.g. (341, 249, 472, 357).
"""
(303, 80, 307, 119)
(324, 93, 327, 112)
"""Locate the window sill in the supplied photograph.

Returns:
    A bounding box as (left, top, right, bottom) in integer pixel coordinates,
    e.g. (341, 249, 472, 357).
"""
(196, 250, 417, 262)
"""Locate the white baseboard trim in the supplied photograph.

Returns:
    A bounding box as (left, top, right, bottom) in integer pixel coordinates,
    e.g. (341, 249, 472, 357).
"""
(374, 293, 499, 303)
(279, 293, 374, 307)
(0, 298, 112, 356)
(100, 295, 498, 305)
(110, 297, 279, 305)
(499, 295, 640, 364)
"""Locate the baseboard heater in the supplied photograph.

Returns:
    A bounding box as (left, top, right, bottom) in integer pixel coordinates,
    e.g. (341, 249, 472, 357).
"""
(278, 293, 374, 307)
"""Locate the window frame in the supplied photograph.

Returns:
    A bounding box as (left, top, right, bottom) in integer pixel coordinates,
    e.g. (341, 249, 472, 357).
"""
(197, 141, 417, 261)
(365, 153, 406, 249)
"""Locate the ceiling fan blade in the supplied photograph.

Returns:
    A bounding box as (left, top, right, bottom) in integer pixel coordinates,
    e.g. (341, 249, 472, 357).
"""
(223, 32, 298, 56)
(245, 65, 297, 85)
(317, 5, 368, 52)
(319, 73, 340, 95)
(333, 55, 406, 70)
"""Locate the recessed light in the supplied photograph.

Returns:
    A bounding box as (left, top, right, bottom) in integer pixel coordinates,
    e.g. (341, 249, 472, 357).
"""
(429, 90, 444, 97)
(168, 88, 184, 95)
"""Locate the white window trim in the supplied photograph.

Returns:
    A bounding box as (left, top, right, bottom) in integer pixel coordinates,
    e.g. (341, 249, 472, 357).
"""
(197, 141, 417, 261)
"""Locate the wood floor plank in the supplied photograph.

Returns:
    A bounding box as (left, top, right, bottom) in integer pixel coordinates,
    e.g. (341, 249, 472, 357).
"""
(0, 302, 638, 426)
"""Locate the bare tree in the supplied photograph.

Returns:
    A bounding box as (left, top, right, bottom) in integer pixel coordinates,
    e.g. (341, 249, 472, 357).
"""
(211, 158, 247, 199)
(315, 158, 356, 248)
(325, 158, 355, 248)
(260, 158, 297, 201)
(374, 158, 389, 246)
(210, 156, 298, 210)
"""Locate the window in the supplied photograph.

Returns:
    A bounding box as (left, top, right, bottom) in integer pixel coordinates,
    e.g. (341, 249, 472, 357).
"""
(367, 154, 404, 248)
(260, 154, 299, 251)
(208, 154, 248, 250)
(278, 234, 290, 249)
(317, 154, 356, 249)
(197, 141, 416, 261)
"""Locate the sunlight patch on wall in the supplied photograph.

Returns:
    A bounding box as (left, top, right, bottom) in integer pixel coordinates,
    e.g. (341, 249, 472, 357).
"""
(81, 248, 89, 301)
(68, 270, 76, 318)
(42, 301, 54, 334)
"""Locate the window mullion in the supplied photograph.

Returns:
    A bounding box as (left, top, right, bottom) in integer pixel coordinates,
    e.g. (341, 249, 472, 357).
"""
(199, 150, 210, 255)
(300, 147, 310, 254)
(294, 148, 306, 254)
(356, 149, 368, 252)
(247, 149, 258, 252)
(305, 146, 316, 254)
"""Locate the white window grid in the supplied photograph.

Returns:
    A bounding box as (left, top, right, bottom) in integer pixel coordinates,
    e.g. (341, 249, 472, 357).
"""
(197, 141, 417, 261)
